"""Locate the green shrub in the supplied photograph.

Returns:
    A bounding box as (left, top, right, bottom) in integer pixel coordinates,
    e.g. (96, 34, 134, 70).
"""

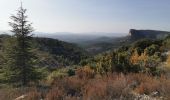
(67, 69, 75, 76)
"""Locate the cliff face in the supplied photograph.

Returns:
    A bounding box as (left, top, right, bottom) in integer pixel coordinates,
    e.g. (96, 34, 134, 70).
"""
(129, 29, 170, 40)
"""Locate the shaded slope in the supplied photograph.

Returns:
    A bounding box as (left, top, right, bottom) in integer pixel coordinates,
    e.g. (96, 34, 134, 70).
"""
(0, 35, 88, 68)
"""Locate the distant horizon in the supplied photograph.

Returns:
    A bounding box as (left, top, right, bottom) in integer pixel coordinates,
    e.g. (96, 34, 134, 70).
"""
(1, 28, 170, 36)
(0, 30, 127, 37)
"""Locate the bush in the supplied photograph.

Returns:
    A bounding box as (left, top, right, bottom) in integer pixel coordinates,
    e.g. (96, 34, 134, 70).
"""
(76, 66, 95, 79)
(45, 87, 65, 100)
(47, 70, 67, 84)
(67, 69, 75, 76)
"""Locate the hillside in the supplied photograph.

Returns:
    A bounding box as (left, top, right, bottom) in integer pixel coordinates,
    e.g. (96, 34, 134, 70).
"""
(0, 35, 88, 68)
(5, 29, 169, 56)
(1, 29, 169, 66)
(82, 36, 127, 55)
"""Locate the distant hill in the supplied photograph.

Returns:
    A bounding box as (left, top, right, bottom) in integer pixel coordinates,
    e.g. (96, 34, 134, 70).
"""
(81, 36, 127, 55)
(1, 29, 170, 56)
(34, 32, 126, 43)
(80, 29, 170, 55)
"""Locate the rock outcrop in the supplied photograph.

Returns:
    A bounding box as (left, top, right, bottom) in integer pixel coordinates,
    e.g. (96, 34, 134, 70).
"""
(129, 29, 170, 40)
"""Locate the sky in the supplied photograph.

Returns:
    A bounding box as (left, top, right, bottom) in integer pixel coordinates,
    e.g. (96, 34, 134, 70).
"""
(0, 0, 170, 34)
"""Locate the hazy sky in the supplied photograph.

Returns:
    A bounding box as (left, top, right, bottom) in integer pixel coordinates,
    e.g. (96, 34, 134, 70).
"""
(0, 0, 170, 33)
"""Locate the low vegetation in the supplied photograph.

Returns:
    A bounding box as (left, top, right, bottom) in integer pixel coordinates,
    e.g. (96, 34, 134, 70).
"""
(1, 36, 170, 100)
(1, 70, 170, 100)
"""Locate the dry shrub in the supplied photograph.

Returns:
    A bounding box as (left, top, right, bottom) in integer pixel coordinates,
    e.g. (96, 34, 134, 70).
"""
(64, 95, 81, 100)
(83, 79, 107, 100)
(26, 88, 41, 100)
(49, 76, 86, 97)
(48, 73, 166, 100)
(129, 73, 152, 84)
(135, 80, 160, 95)
(130, 73, 160, 95)
(132, 73, 170, 98)
(108, 74, 129, 98)
(158, 77, 170, 98)
(0, 87, 42, 100)
(3, 73, 170, 100)
(50, 76, 65, 86)
(45, 87, 65, 100)
(76, 66, 95, 79)
(83, 73, 130, 100)
(0, 88, 22, 100)
(65, 77, 86, 96)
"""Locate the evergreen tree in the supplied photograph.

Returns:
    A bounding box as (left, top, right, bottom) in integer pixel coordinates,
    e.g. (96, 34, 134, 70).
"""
(3, 4, 39, 86)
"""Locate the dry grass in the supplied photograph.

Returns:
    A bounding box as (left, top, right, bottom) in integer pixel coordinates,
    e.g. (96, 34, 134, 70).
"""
(1, 73, 170, 100)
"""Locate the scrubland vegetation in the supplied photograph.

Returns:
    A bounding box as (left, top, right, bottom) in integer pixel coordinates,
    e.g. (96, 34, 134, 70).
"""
(1, 36, 170, 99)
(1, 4, 170, 100)
(1, 70, 170, 100)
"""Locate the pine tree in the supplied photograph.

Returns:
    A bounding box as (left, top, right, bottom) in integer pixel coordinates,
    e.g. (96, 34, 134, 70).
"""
(3, 4, 39, 86)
